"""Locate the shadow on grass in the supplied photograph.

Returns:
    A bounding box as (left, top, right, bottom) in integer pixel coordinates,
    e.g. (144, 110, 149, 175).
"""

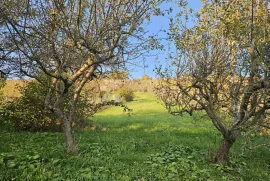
(1, 121, 269, 181)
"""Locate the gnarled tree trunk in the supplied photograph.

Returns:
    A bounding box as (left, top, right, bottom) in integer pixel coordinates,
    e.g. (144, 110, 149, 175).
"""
(63, 120, 78, 154)
(214, 137, 235, 165)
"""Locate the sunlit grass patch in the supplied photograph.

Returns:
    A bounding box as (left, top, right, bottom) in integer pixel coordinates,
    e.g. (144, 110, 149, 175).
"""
(127, 123, 143, 130)
(0, 92, 269, 180)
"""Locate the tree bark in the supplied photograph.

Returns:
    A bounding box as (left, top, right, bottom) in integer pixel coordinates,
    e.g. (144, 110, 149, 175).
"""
(214, 137, 235, 165)
(62, 120, 78, 154)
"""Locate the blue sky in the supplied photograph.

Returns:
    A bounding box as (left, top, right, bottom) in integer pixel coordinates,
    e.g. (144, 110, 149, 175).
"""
(129, 0, 202, 79)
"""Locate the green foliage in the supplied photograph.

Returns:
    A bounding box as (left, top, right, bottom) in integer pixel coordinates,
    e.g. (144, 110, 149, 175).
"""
(0, 79, 5, 104)
(0, 152, 51, 180)
(0, 79, 10, 130)
(145, 144, 211, 180)
(0, 93, 269, 180)
(156, 0, 270, 164)
(116, 87, 135, 102)
(2, 80, 95, 132)
(2, 81, 61, 131)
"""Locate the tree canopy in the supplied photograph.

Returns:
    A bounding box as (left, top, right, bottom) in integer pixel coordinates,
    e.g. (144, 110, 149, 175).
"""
(0, 0, 162, 153)
(156, 0, 270, 164)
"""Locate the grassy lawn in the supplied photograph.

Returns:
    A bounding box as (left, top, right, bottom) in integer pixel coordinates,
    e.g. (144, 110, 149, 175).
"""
(0, 93, 269, 180)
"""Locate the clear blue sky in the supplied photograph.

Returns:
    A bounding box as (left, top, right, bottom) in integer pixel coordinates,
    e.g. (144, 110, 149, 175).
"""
(129, 0, 202, 79)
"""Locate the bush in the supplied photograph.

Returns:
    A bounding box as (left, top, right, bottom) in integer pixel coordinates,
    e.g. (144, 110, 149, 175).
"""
(2, 81, 60, 131)
(0, 79, 8, 130)
(141, 74, 150, 80)
(2, 80, 95, 132)
(116, 87, 135, 102)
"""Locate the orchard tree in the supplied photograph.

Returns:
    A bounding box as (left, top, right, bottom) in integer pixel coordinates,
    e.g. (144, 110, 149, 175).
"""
(0, 0, 162, 154)
(156, 0, 270, 164)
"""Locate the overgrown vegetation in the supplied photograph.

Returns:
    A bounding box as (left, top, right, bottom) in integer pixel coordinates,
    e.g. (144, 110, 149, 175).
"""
(0, 0, 162, 154)
(0, 78, 6, 128)
(156, 0, 270, 164)
(2, 80, 96, 132)
(0, 93, 269, 180)
(116, 87, 135, 102)
(0, 0, 269, 179)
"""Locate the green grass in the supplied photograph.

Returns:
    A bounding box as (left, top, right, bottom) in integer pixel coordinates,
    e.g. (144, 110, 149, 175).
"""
(0, 93, 269, 180)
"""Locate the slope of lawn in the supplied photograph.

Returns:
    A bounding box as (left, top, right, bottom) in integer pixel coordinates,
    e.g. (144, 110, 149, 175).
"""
(0, 93, 269, 180)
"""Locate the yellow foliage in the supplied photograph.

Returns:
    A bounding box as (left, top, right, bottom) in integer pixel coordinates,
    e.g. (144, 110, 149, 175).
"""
(3, 80, 29, 99)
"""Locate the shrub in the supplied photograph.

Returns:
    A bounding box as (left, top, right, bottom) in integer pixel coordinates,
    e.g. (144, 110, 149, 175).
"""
(141, 74, 150, 80)
(2, 81, 60, 131)
(2, 80, 95, 132)
(100, 91, 111, 103)
(0, 79, 5, 104)
(116, 87, 135, 102)
(0, 79, 8, 129)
